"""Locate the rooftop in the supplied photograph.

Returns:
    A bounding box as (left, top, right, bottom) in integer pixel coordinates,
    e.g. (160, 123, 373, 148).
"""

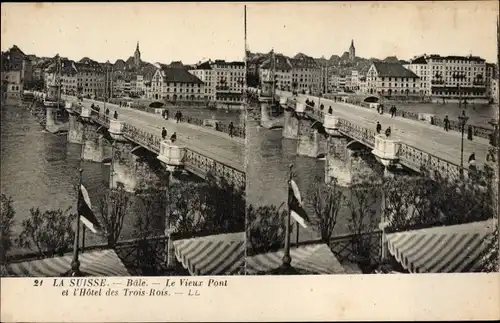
(373, 62, 418, 78)
(160, 66, 204, 84)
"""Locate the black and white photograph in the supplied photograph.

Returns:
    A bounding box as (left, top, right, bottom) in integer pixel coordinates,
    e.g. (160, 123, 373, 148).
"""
(1, 3, 246, 277)
(245, 2, 498, 275)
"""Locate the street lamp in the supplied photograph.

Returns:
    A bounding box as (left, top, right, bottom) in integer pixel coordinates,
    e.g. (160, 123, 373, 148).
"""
(458, 109, 469, 178)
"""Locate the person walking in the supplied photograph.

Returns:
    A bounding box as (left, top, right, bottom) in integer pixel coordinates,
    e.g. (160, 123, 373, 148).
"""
(376, 121, 382, 134)
(170, 132, 177, 143)
(385, 126, 392, 137)
(113, 111, 118, 119)
(390, 105, 397, 118)
(161, 127, 167, 140)
(228, 121, 235, 138)
(444, 115, 450, 131)
(105, 108, 110, 116)
(165, 109, 169, 120)
(379, 105, 384, 115)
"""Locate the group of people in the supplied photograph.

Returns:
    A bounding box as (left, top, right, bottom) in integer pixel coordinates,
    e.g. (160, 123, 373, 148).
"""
(161, 127, 177, 143)
(90, 103, 118, 119)
(376, 121, 391, 137)
(443, 115, 474, 141)
(376, 104, 398, 118)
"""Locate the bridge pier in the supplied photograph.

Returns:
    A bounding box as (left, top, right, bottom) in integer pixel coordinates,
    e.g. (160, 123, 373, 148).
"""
(81, 122, 110, 163)
(371, 134, 401, 177)
(282, 109, 299, 139)
(45, 106, 56, 130)
(66, 103, 84, 144)
(323, 115, 381, 186)
(111, 138, 169, 193)
(297, 118, 327, 158)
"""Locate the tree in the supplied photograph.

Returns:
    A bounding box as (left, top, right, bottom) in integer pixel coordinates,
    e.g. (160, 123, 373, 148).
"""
(308, 176, 345, 243)
(17, 207, 76, 258)
(131, 185, 167, 275)
(246, 204, 286, 255)
(347, 174, 382, 271)
(383, 170, 493, 233)
(96, 183, 131, 247)
(1, 194, 15, 262)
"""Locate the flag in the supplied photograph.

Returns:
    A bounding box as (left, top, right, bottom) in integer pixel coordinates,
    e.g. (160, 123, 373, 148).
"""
(78, 184, 101, 234)
(288, 179, 310, 228)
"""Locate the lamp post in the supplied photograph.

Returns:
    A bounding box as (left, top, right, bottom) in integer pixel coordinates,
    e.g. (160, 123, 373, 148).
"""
(458, 109, 469, 178)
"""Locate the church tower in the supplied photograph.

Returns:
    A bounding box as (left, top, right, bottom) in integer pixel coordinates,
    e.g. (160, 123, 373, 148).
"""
(349, 39, 355, 62)
(134, 41, 141, 68)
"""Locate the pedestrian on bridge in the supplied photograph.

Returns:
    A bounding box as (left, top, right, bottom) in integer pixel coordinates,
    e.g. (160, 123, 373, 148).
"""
(376, 121, 382, 134)
(105, 108, 110, 116)
(113, 111, 118, 119)
(161, 127, 167, 140)
(379, 105, 384, 115)
(444, 115, 450, 131)
(228, 122, 235, 138)
(385, 126, 392, 137)
(467, 125, 473, 141)
(390, 105, 397, 118)
(170, 132, 177, 143)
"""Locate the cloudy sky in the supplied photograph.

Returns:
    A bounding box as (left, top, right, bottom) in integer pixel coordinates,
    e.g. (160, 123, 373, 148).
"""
(1, 2, 498, 64)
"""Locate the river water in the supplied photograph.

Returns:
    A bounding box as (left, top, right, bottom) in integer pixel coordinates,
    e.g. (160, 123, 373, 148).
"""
(1, 102, 242, 256)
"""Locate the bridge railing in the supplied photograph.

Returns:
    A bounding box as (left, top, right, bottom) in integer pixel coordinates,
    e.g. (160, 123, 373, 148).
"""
(337, 119, 376, 147)
(122, 123, 161, 154)
(397, 143, 468, 179)
(183, 149, 245, 189)
(70, 104, 245, 185)
(294, 91, 495, 139)
(299, 102, 477, 180)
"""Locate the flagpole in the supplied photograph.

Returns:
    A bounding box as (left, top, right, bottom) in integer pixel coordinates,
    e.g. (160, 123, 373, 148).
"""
(295, 222, 299, 247)
(282, 164, 293, 268)
(69, 168, 83, 276)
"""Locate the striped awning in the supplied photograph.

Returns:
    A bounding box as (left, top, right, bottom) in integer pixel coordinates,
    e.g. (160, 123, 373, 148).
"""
(4, 249, 129, 277)
(173, 232, 245, 276)
(386, 220, 496, 273)
(246, 243, 347, 275)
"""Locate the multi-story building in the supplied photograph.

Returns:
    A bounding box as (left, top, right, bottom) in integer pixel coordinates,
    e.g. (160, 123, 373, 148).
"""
(345, 70, 360, 92)
(189, 59, 244, 104)
(1, 45, 32, 99)
(258, 53, 293, 92)
(405, 54, 487, 100)
(150, 65, 204, 102)
(491, 78, 499, 103)
(290, 53, 321, 94)
(403, 56, 431, 97)
(74, 57, 105, 98)
(485, 63, 497, 101)
(365, 62, 420, 98)
(44, 57, 78, 95)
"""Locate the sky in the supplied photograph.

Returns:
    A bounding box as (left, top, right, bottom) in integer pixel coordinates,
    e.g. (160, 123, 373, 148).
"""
(246, 1, 498, 62)
(1, 2, 498, 65)
(1, 3, 246, 64)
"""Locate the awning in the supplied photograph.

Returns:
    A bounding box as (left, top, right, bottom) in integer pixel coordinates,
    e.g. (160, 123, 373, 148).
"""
(246, 243, 347, 275)
(4, 249, 129, 277)
(173, 232, 245, 276)
(386, 220, 496, 273)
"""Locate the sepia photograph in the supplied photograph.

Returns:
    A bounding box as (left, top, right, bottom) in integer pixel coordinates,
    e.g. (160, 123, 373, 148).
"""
(245, 2, 499, 275)
(1, 3, 246, 278)
(0, 1, 499, 322)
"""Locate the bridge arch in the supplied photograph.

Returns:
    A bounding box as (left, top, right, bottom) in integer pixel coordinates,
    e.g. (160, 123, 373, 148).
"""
(346, 140, 366, 151)
(362, 96, 379, 103)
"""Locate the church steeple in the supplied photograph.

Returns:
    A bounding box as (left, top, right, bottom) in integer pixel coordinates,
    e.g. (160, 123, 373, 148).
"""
(349, 39, 355, 62)
(134, 41, 141, 69)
